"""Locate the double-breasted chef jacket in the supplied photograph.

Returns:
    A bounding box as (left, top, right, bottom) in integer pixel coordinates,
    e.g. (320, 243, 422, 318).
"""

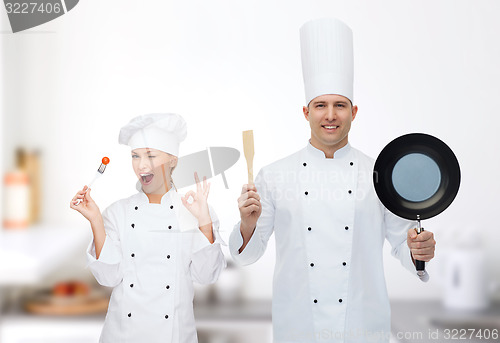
(229, 142, 418, 343)
(87, 188, 226, 343)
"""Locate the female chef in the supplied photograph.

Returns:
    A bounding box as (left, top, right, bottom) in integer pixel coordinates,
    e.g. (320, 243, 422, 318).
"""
(70, 113, 226, 343)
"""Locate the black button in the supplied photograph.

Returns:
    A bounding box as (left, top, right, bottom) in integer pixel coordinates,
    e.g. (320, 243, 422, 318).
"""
(168, 225, 172, 230)
(350, 162, 354, 166)
(308, 227, 312, 231)
(135, 206, 138, 210)
(131, 253, 135, 257)
(345, 226, 349, 230)
(131, 223, 135, 228)
(310, 263, 314, 267)
(128, 313, 132, 317)
(339, 299, 343, 303)
(130, 284, 134, 288)
(313, 299, 318, 303)
(343, 262, 347, 266)
(303, 162, 307, 167)
(348, 190, 352, 194)
(170, 205, 174, 209)
(167, 255, 171, 259)
(305, 191, 308, 195)
(166, 285, 170, 289)
(165, 315, 169, 319)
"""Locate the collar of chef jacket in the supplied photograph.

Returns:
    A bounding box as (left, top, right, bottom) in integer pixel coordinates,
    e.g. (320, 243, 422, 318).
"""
(133, 187, 199, 233)
(306, 140, 352, 159)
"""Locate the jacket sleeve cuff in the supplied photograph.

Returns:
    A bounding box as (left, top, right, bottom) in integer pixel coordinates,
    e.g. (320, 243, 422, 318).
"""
(192, 231, 225, 253)
(401, 243, 418, 275)
(396, 239, 429, 281)
(212, 219, 227, 246)
(229, 221, 264, 266)
(193, 206, 227, 252)
(191, 242, 226, 284)
(86, 235, 121, 267)
(85, 235, 123, 287)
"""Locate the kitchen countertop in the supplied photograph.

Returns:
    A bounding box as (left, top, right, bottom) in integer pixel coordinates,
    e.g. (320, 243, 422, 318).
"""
(0, 300, 272, 343)
(0, 224, 89, 285)
(1, 299, 271, 321)
(391, 300, 500, 343)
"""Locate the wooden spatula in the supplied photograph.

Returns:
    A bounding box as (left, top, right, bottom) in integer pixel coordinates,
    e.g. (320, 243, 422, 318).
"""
(242, 130, 254, 184)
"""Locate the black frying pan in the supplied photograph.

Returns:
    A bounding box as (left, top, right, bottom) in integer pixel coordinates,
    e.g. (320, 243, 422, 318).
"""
(373, 133, 460, 280)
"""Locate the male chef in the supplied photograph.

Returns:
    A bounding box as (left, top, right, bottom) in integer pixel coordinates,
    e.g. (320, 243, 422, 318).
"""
(229, 18, 436, 343)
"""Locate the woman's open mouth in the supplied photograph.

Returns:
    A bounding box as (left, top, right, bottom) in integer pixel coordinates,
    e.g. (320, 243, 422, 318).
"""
(140, 173, 154, 185)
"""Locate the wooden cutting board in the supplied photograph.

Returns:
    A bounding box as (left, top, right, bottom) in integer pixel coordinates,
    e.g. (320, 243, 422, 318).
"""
(24, 291, 109, 316)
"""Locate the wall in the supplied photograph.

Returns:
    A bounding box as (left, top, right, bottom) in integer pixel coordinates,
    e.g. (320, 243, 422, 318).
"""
(2, 0, 500, 301)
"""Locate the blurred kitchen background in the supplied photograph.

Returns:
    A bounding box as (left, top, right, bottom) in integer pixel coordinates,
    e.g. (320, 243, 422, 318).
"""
(1, 0, 500, 342)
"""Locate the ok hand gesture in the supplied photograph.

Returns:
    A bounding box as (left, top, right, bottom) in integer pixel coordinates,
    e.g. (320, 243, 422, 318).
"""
(181, 172, 211, 227)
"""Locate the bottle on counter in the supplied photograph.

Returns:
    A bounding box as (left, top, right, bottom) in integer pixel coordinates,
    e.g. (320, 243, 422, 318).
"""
(18, 148, 41, 224)
(3, 169, 30, 229)
(2, 148, 42, 229)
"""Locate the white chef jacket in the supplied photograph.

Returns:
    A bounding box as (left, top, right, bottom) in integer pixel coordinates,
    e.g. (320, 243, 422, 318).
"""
(87, 188, 226, 343)
(229, 142, 419, 343)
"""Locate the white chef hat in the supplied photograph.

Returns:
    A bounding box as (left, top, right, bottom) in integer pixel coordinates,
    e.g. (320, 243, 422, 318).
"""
(300, 17, 354, 105)
(118, 113, 187, 157)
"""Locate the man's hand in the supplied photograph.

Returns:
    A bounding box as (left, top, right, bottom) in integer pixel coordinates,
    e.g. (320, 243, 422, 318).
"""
(238, 184, 262, 229)
(237, 184, 262, 252)
(407, 228, 436, 264)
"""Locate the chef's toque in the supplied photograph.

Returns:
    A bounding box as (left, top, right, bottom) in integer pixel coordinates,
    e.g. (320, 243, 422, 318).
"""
(300, 17, 354, 105)
(118, 113, 187, 157)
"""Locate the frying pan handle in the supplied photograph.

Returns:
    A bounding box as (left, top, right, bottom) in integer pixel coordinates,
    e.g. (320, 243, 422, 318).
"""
(415, 226, 429, 282)
(416, 260, 425, 271)
(415, 227, 425, 271)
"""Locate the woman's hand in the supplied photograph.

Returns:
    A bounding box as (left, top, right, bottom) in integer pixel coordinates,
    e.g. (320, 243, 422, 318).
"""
(70, 186, 106, 258)
(181, 173, 212, 227)
(70, 186, 102, 223)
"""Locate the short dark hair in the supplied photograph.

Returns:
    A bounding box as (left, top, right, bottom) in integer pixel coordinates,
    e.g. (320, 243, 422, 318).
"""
(307, 98, 354, 109)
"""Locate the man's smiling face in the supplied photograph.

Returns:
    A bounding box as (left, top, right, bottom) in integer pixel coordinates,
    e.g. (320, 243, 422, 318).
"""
(303, 94, 357, 155)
